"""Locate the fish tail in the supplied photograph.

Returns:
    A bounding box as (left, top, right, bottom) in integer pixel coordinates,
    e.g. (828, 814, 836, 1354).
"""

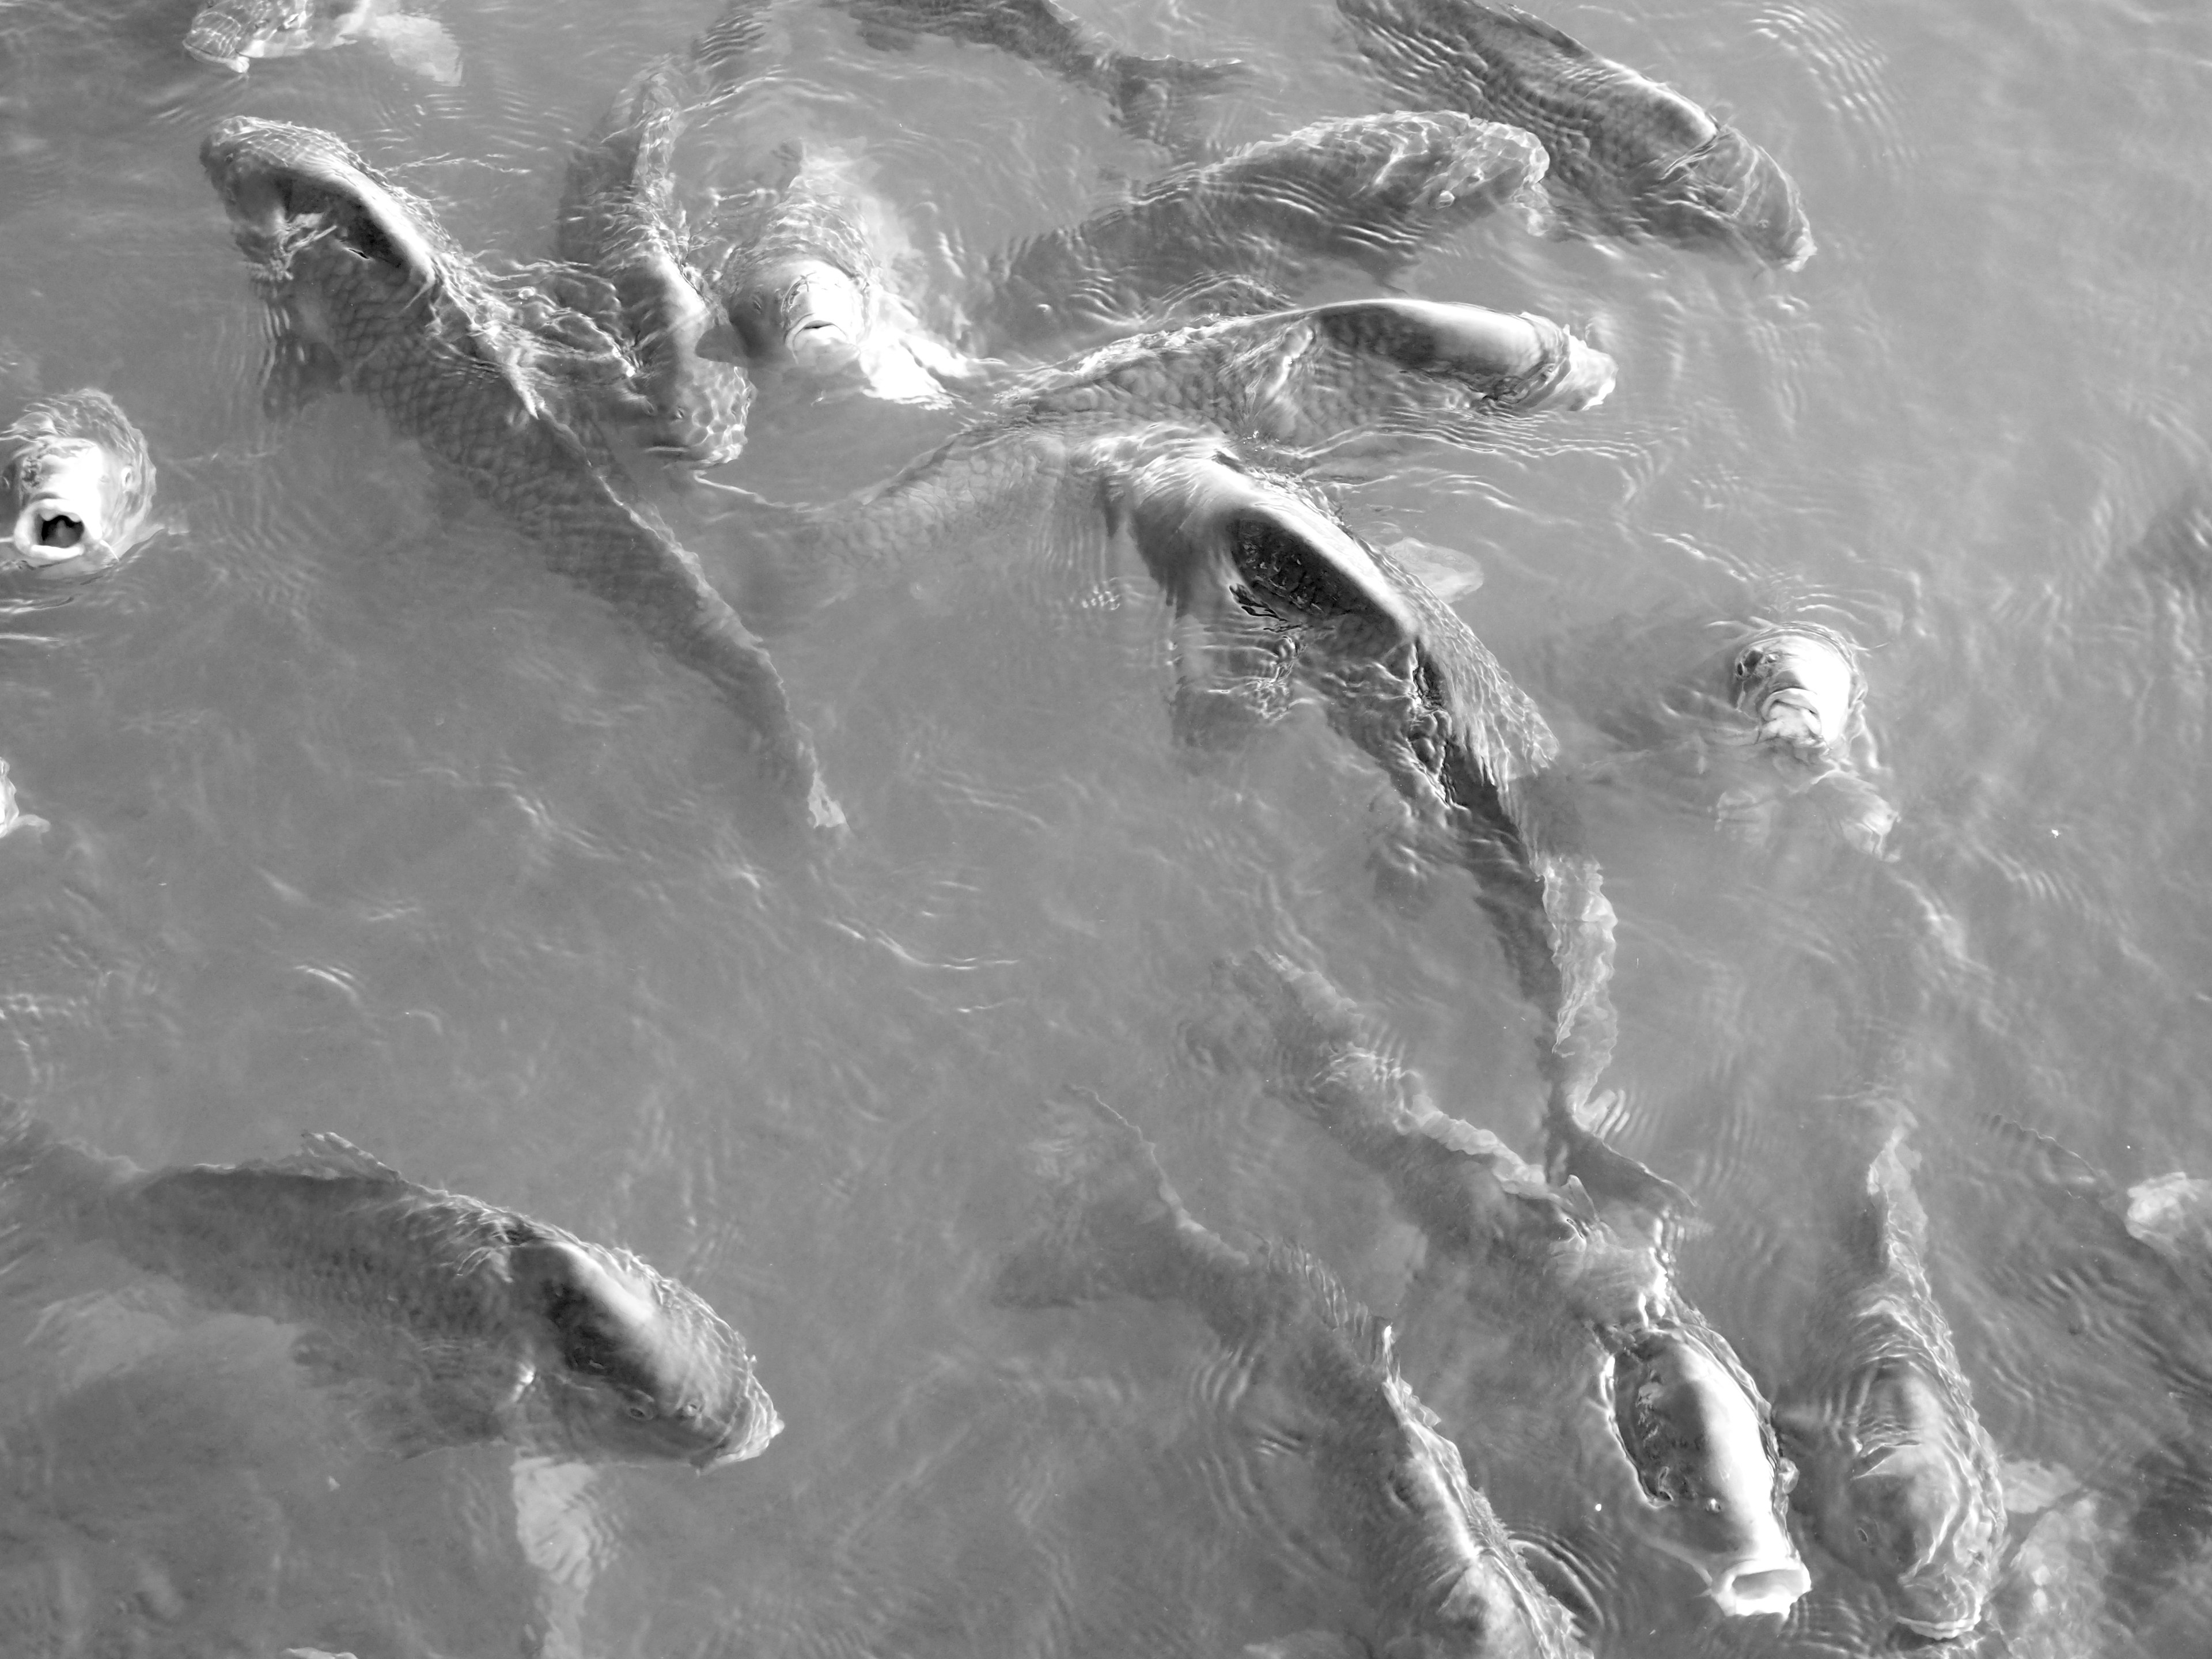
(993, 1091, 1199, 1310)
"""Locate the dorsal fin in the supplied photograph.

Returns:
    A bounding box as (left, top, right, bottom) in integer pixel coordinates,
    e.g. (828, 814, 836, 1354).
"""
(1493, 3, 1600, 63)
(259, 1131, 407, 1184)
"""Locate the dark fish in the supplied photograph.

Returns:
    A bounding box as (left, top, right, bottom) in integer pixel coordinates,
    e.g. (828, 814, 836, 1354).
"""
(759, 300, 1616, 1111)
(0, 389, 158, 577)
(1204, 953, 1809, 1619)
(1108, 449, 1618, 1120)
(183, 0, 460, 82)
(835, 0, 1241, 150)
(0, 1105, 779, 1469)
(1337, 0, 1814, 268)
(559, 51, 759, 468)
(997, 1090, 1592, 1658)
(968, 111, 1551, 357)
(200, 116, 842, 831)
(1775, 1122, 2005, 1638)
(1002, 295, 1615, 450)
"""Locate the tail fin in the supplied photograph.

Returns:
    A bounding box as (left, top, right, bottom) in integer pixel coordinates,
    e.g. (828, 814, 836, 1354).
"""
(993, 1091, 1196, 1310)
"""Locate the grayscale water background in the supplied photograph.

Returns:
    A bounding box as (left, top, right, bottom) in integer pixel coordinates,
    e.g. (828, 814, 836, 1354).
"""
(1, 0, 2210, 1653)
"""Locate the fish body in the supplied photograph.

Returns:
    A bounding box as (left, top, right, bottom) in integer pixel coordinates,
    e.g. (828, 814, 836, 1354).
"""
(558, 52, 757, 467)
(1099, 441, 1615, 1120)
(1775, 1126, 2005, 1639)
(1206, 953, 1808, 1619)
(970, 111, 1550, 357)
(1337, 0, 1813, 268)
(200, 116, 840, 830)
(772, 304, 1615, 1107)
(0, 389, 157, 576)
(184, 0, 461, 83)
(997, 1092, 1590, 1658)
(835, 0, 1239, 150)
(1005, 297, 1614, 453)
(0, 1106, 778, 1469)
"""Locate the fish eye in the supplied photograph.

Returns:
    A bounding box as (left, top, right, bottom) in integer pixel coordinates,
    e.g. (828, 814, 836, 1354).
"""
(1386, 1469, 1419, 1509)
(626, 1402, 652, 1422)
(676, 1400, 702, 1421)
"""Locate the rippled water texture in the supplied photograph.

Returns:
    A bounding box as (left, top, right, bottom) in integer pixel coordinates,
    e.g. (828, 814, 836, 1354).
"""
(3, 0, 2212, 1654)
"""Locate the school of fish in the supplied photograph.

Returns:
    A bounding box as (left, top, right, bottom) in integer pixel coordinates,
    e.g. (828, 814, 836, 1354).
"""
(0, 0, 2190, 1654)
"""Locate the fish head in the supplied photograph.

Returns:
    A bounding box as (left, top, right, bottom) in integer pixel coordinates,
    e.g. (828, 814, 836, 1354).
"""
(508, 1230, 781, 1471)
(1309, 298, 1616, 416)
(1337, 1367, 1589, 1657)
(1, 391, 156, 575)
(1107, 441, 1422, 638)
(722, 257, 869, 374)
(184, 0, 314, 73)
(201, 117, 446, 308)
(1794, 1361, 2003, 1639)
(1635, 128, 1815, 272)
(1609, 1324, 1810, 1618)
(1728, 624, 1864, 755)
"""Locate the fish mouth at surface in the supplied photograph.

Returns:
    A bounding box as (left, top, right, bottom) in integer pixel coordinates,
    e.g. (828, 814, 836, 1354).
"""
(692, 1390, 784, 1471)
(1702, 1550, 1813, 1618)
(11, 497, 102, 565)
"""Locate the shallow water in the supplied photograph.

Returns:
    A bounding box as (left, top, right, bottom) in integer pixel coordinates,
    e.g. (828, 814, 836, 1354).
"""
(2, 0, 2212, 1654)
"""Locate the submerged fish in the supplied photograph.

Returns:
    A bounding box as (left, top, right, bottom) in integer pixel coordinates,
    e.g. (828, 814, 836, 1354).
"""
(1775, 1120, 2005, 1639)
(997, 1090, 1591, 1658)
(1204, 953, 1809, 1619)
(184, 0, 461, 84)
(0, 1106, 778, 1469)
(748, 300, 1616, 1112)
(559, 51, 758, 468)
(835, 0, 1240, 150)
(967, 111, 1551, 357)
(0, 389, 157, 576)
(200, 116, 842, 831)
(1337, 0, 1814, 268)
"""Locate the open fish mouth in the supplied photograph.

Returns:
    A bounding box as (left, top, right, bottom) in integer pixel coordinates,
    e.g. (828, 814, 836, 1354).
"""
(12, 496, 96, 561)
(1699, 1550, 1813, 1618)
